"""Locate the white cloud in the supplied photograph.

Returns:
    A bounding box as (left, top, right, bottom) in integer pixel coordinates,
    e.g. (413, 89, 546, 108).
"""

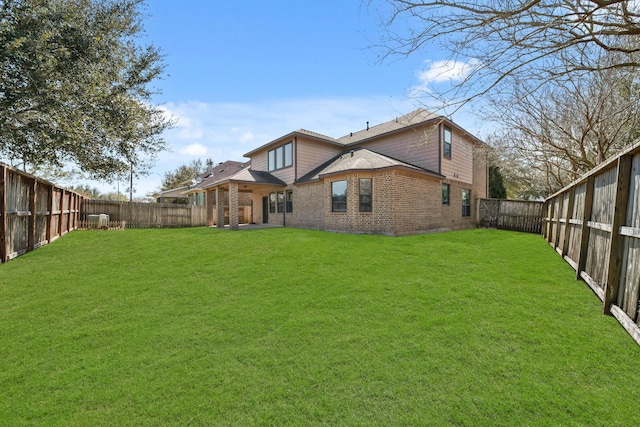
(420, 59, 480, 83)
(409, 58, 481, 98)
(179, 143, 208, 156)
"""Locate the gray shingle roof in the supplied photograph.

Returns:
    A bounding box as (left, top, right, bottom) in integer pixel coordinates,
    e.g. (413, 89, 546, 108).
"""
(296, 128, 340, 143)
(193, 160, 249, 190)
(337, 109, 441, 145)
(227, 167, 286, 186)
(296, 147, 442, 184)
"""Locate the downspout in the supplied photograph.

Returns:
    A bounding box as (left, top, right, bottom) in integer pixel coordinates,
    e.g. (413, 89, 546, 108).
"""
(438, 122, 442, 175)
(294, 136, 298, 181)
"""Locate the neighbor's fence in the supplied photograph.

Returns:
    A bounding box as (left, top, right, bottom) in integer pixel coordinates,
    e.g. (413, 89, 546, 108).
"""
(81, 199, 207, 228)
(478, 198, 543, 233)
(0, 163, 83, 264)
(543, 140, 640, 345)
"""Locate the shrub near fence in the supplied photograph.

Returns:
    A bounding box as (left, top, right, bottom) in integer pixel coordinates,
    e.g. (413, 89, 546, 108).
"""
(0, 163, 83, 264)
(543, 139, 640, 345)
(81, 199, 207, 228)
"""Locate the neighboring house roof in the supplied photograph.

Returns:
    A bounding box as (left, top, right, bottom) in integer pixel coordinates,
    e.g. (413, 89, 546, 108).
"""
(155, 186, 189, 198)
(186, 160, 249, 193)
(296, 147, 444, 184)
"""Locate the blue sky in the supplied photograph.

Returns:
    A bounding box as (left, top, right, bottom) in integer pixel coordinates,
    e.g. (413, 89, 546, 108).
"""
(85, 0, 485, 197)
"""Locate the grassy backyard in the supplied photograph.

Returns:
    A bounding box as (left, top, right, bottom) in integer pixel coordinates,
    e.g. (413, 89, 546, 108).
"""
(1, 227, 639, 426)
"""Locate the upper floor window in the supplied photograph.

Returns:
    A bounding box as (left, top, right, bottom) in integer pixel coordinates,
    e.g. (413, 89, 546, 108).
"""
(444, 126, 452, 159)
(462, 189, 471, 217)
(359, 178, 372, 212)
(332, 180, 347, 212)
(268, 142, 293, 171)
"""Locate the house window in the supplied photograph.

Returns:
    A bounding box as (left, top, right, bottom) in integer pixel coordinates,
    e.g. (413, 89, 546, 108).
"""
(462, 189, 471, 217)
(277, 192, 284, 213)
(444, 126, 452, 159)
(359, 178, 372, 212)
(286, 190, 293, 213)
(332, 180, 347, 212)
(269, 192, 276, 213)
(268, 142, 293, 171)
(442, 183, 450, 205)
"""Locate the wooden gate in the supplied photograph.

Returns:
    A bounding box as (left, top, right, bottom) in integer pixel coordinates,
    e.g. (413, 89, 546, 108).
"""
(478, 199, 500, 228)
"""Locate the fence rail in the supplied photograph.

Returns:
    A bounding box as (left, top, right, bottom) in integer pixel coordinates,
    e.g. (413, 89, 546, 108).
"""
(0, 163, 83, 264)
(478, 198, 544, 233)
(543, 139, 640, 346)
(81, 199, 207, 228)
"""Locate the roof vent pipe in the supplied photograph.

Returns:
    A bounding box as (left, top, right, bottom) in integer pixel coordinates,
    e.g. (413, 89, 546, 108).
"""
(350, 132, 353, 137)
(350, 150, 354, 157)
(366, 121, 369, 131)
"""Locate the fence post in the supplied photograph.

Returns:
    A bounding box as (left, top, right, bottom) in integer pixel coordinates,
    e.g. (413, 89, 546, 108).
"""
(58, 188, 65, 237)
(561, 187, 576, 258)
(27, 178, 37, 252)
(0, 165, 6, 263)
(553, 195, 563, 250)
(46, 184, 53, 243)
(66, 192, 72, 232)
(576, 176, 594, 280)
(603, 155, 632, 315)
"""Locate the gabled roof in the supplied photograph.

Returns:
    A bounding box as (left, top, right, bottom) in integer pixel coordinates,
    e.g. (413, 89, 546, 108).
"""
(296, 147, 443, 184)
(227, 167, 286, 186)
(187, 160, 249, 192)
(243, 129, 342, 157)
(200, 165, 286, 188)
(337, 109, 441, 145)
(244, 108, 484, 160)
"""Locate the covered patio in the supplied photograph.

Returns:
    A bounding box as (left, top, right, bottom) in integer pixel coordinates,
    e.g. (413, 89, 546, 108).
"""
(205, 168, 286, 230)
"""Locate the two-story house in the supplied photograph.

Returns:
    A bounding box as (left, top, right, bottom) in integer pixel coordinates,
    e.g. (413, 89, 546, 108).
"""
(199, 109, 487, 235)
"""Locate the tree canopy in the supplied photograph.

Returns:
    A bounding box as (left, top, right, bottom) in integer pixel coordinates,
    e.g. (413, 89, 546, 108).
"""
(160, 159, 206, 191)
(0, 0, 172, 181)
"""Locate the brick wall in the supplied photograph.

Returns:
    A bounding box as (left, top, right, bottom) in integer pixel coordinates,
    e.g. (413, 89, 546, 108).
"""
(289, 183, 325, 229)
(286, 170, 479, 235)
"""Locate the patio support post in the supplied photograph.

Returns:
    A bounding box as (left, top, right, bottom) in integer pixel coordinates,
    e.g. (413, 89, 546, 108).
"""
(216, 187, 225, 228)
(229, 182, 239, 230)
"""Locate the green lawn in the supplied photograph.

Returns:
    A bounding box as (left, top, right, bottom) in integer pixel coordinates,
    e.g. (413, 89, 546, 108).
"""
(1, 227, 638, 426)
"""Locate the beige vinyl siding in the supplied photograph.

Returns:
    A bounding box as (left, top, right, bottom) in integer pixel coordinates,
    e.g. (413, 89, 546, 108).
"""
(251, 150, 269, 172)
(352, 124, 440, 173)
(247, 143, 295, 184)
(270, 163, 295, 184)
(441, 130, 474, 184)
(472, 146, 488, 199)
(295, 137, 343, 178)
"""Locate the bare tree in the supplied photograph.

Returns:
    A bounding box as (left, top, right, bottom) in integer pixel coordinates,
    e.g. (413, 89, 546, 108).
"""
(486, 54, 640, 195)
(370, 0, 640, 104)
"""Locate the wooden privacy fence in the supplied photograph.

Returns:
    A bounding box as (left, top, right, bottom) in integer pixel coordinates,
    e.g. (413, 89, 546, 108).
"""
(478, 198, 543, 233)
(0, 163, 83, 264)
(543, 140, 640, 345)
(81, 199, 207, 228)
